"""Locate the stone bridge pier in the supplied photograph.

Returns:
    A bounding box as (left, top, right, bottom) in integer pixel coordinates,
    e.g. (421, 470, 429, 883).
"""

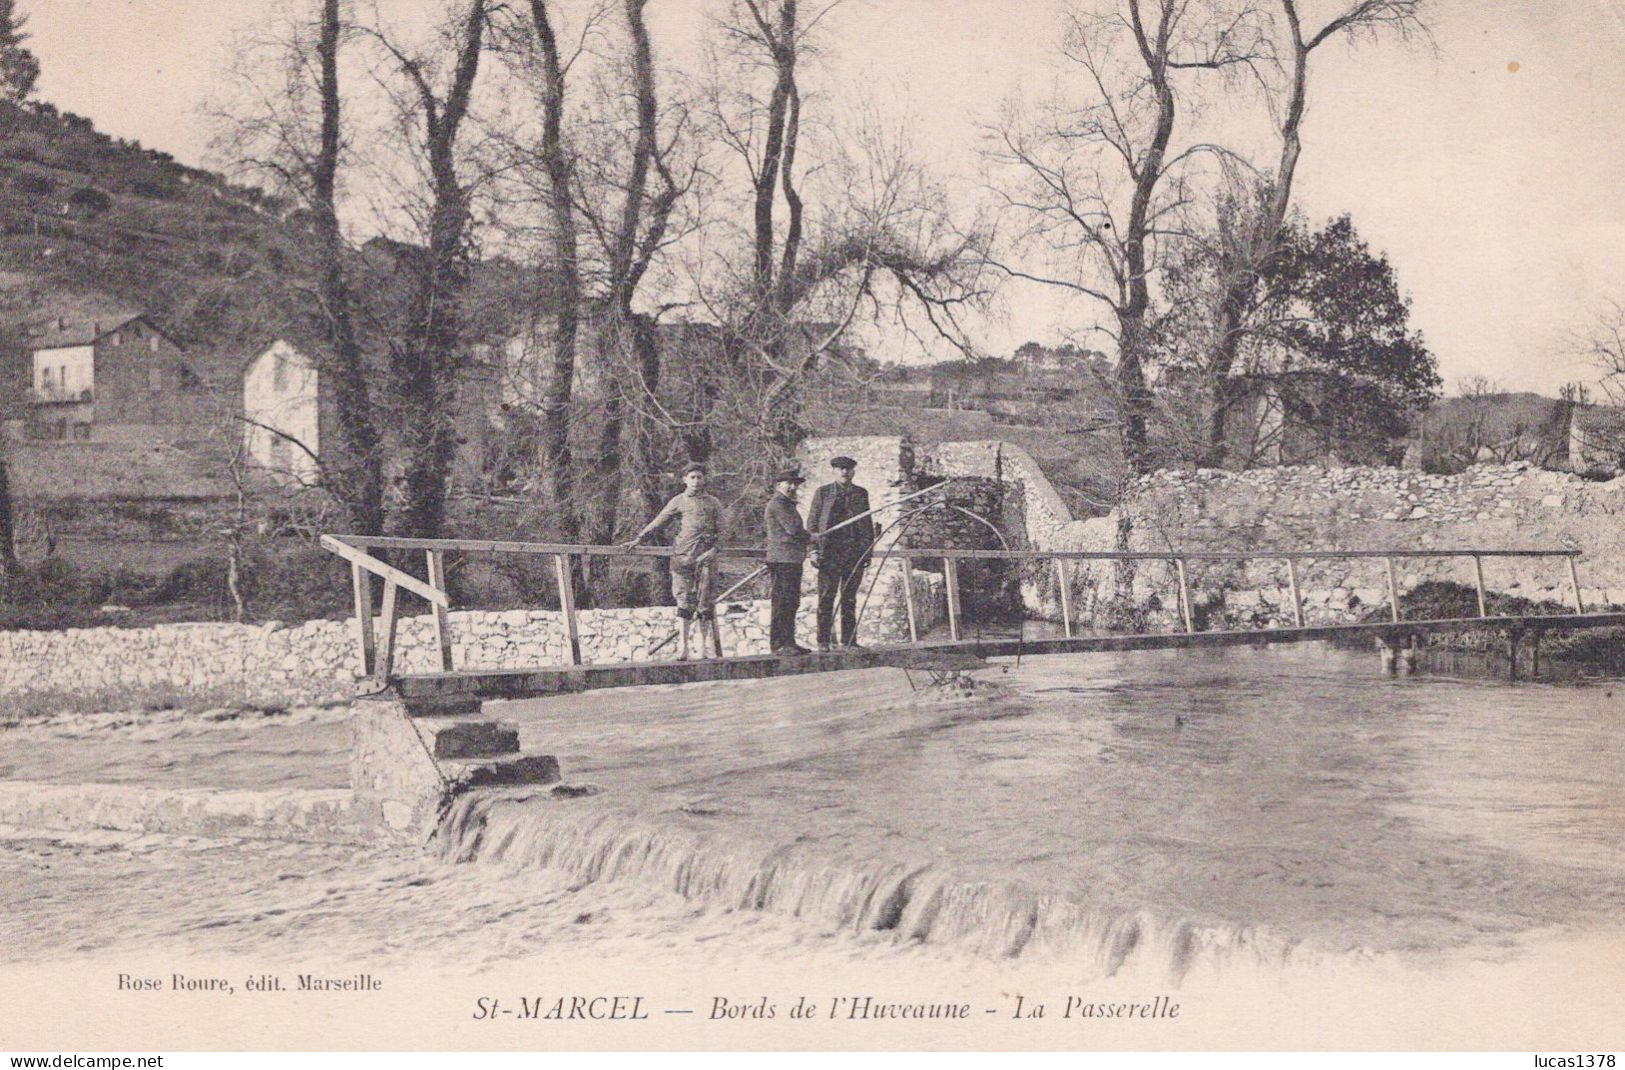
(349, 691, 560, 841)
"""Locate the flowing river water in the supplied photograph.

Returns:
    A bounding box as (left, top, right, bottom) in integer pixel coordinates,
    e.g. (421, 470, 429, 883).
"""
(2, 643, 1623, 1046)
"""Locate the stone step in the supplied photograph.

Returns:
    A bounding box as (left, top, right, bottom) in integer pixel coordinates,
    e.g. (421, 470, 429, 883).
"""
(428, 719, 520, 760)
(442, 753, 561, 790)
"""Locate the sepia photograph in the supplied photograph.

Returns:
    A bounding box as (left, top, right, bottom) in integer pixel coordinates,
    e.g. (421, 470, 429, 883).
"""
(0, 0, 1622, 1056)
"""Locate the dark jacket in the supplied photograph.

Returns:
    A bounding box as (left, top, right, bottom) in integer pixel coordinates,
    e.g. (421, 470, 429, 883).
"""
(764, 491, 810, 563)
(808, 481, 874, 567)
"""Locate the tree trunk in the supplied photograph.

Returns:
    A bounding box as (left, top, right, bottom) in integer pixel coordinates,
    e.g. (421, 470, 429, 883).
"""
(389, 0, 485, 539)
(1117, 0, 1179, 476)
(0, 455, 18, 586)
(316, 0, 383, 535)
(529, 0, 582, 542)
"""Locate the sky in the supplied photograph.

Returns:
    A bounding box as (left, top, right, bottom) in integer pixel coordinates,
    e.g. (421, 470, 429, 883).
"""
(20, 0, 1625, 396)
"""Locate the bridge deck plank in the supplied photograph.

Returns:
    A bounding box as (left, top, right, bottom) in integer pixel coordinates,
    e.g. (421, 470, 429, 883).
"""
(389, 612, 1625, 703)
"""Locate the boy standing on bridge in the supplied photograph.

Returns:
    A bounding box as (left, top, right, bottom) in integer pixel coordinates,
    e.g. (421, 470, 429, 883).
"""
(627, 462, 725, 660)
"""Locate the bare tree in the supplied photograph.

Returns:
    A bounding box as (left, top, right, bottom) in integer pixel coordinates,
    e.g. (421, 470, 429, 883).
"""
(1200, 0, 1426, 465)
(988, 0, 1268, 476)
(370, 0, 490, 538)
(510, 0, 586, 542)
(1568, 299, 1625, 469)
(208, 0, 385, 534)
(699, 1, 989, 462)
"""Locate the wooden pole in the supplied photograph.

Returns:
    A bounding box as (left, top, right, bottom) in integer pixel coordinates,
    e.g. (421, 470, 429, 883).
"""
(1054, 557, 1073, 639)
(901, 557, 919, 643)
(944, 555, 962, 641)
(1568, 556, 1585, 613)
(426, 550, 453, 671)
(1174, 557, 1193, 633)
(1285, 557, 1305, 628)
(1473, 555, 1488, 618)
(555, 553, 582, 666)
(1386, 557, 1401, 623)
(350, 561, 375, 679)
(375, 578, 399, 685)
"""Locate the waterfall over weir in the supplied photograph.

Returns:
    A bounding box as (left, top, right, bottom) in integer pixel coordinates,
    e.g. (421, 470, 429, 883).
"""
(435, 792, 1309, 983)
(425, 644, 1625, 983)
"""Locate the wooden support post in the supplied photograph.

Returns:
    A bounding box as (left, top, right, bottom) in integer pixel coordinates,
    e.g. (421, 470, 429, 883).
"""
(1055, 558, 1073, 639)
(554, 554, 582, 666)
(426, 550, 453, 671)
(1568, 556, 1585, 613)
(1473, 555, 1488, 619)
(350, 562, 375, 679)
(1285, 558, 1305, 628)
(944, 556, 962, 642)
(1386, 557, 1402, 623)
(1507, 627, 1522, 682)
(1530, 630, 1541, 679)
(1174, 557, 1194, 633)
(900, 558, 920, 644)
(375, 578, 400, 684)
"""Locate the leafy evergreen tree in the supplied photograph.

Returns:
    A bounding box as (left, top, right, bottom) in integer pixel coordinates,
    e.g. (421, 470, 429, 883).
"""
(0, 0, 38, 104)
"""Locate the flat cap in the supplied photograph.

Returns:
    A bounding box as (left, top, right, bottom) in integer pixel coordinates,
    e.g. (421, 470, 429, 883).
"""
(772, 467, 806, 484)
(829, 456, 858, 470)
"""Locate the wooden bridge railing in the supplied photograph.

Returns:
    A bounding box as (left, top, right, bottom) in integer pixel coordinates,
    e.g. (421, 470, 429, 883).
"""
(319, 534, 1589, 685)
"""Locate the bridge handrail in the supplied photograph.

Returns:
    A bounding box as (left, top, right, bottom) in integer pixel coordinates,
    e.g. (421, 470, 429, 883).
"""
(320, 532, 1589, 686)
(323, 533, 1579, 562)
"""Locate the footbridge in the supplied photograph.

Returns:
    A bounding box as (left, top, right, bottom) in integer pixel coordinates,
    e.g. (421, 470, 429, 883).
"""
(319, 534, 1624, 838)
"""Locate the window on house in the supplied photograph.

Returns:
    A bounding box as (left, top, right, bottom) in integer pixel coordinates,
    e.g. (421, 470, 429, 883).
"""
(272, 352, 288, 393)
(150, 335, 159, 353)
(111, 332, 121, 347)
(40, 367, 53, 391)
(72, 423, 91, 441)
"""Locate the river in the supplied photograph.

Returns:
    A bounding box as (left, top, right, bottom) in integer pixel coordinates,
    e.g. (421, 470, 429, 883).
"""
(2, 643, 1623, 1047)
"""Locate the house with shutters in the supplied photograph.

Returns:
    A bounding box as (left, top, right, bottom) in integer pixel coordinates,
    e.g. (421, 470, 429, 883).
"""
(27, 307, 203, 442)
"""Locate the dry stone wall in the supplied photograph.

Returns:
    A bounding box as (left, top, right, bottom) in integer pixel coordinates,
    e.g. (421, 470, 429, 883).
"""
(0, 578, 944, 708)
(802, 437, 1625, 630)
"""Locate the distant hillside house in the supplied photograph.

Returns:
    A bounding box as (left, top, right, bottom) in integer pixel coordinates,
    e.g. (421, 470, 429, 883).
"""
(28, 310, 202, 442)
(242, 339, 323, 485)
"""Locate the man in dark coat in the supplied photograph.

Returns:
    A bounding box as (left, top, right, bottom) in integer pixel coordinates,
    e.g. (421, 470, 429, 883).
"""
(763, 467, 811, 655)
(808, 456, 875, 649)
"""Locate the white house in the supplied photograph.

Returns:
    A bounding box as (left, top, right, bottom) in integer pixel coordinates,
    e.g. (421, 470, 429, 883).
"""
(242, 339, 321, 484)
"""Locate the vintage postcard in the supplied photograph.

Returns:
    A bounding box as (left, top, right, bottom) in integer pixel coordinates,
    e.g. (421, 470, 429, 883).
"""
(1, 0, 1623, 1055)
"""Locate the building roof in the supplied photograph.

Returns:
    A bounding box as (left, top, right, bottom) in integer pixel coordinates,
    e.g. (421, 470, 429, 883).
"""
(30, 304, 171, 352)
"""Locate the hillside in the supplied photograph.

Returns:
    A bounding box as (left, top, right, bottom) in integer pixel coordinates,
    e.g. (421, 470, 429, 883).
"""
(0, 99, 314, 391)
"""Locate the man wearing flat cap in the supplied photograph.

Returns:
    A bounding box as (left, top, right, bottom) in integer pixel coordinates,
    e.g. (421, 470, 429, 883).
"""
(808, 456, 875, 650)
(763, 467, 811, 655)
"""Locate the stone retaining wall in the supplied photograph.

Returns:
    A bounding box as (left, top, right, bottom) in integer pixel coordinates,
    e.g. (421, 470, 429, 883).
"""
(0, 574, 945, 708)
(801, 438, 1625, 630)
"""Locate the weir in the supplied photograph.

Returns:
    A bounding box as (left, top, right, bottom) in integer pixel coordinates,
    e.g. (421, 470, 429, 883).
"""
(320, 534, 1623, 841)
